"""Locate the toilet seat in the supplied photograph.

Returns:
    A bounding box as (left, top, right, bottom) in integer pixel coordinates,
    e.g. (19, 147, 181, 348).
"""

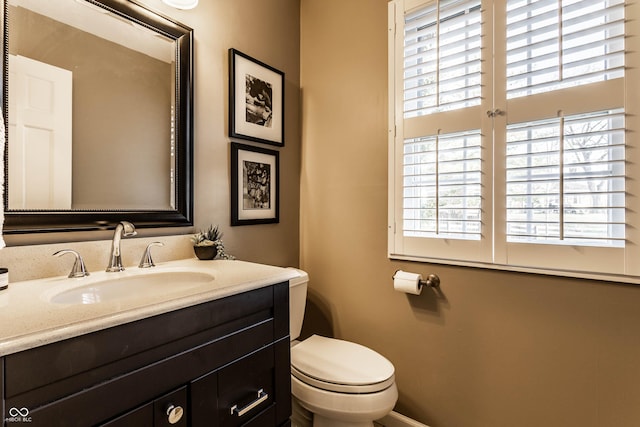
(291, 335, 395, 394)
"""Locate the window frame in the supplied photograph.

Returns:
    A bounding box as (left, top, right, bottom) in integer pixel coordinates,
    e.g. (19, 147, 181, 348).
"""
(388, 0, 640, 284)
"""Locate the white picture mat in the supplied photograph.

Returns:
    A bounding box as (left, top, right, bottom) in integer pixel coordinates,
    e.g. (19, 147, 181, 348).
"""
(233, 54, 283, 144)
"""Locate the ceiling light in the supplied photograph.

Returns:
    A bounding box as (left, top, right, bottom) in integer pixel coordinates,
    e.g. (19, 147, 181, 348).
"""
(162, 0, 198, 9)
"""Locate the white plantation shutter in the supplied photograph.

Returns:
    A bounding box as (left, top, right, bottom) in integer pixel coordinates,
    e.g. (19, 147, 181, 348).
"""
(390, 0, 490, 263)
(502, 0, 628, 273)
(403, 0, 482, 118)
(403, 130, 482, 240)
(506, 109, 625, 247)
(506, 0, 625, 99)
(390, 0, 640, 281)
(401, 0, 483, 240)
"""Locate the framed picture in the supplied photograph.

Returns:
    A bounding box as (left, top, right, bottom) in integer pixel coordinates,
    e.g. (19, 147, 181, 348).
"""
(229, 48, 285, 146)
(231, 142, 279, 226)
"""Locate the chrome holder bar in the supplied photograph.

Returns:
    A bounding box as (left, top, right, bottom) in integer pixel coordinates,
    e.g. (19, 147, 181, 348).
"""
(230, 389, 268, 417)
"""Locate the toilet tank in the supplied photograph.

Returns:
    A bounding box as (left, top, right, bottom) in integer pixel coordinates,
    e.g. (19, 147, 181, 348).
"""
(288, 268, 309, 341)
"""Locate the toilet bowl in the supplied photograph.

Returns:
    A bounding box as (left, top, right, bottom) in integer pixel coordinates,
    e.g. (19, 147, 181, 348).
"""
(288, 269, 398, 427)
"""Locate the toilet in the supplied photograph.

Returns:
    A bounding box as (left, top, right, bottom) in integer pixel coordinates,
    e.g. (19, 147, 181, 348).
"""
(288, 269, 398, 427)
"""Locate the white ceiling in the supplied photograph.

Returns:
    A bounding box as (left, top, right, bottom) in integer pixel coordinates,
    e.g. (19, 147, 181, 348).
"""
(11, 0, 175, 63)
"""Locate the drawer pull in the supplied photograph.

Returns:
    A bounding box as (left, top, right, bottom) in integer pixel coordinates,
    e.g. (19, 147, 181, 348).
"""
(166, 404, 184, 424)
(230, 389, 268, 417)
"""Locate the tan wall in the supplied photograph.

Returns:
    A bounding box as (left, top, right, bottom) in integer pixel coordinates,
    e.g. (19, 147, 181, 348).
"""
(300, 1, 640, 426)
(1, 0, 300, 274)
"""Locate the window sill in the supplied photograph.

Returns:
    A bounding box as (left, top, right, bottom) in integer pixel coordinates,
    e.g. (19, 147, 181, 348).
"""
(388, 253, 640, 286)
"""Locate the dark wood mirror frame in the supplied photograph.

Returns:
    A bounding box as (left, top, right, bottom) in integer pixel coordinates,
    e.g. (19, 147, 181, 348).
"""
(1, 0, 193, 234)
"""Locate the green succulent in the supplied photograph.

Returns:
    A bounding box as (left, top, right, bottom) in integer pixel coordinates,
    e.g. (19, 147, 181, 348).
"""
(191, 225, 222, 247)
(191, 225, 235, 260)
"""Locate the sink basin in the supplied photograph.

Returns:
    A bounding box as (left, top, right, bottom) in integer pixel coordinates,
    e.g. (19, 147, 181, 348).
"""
(49, 270, 215, 305)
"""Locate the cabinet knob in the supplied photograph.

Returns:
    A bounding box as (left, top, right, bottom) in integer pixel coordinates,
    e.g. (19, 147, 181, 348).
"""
(166, 404, 184, 424)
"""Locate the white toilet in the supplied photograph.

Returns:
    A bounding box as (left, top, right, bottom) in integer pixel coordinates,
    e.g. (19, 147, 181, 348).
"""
(289, 269, 398, 427)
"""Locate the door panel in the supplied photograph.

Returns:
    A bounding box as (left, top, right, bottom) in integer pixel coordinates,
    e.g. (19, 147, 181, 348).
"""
(8, 54, 72, 209)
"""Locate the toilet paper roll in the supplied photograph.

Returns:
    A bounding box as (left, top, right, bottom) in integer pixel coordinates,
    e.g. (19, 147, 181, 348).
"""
(393, 270, 423, 295)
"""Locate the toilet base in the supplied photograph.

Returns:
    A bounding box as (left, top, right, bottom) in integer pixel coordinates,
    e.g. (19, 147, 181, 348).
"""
(312, 415, 374, 427)
(291, 375, 397, 427)
(291, 400, 375, 427)
(291, 397, 313, 427)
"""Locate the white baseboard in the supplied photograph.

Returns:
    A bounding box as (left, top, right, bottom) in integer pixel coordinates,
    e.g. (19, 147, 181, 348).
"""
(376, 411, 430, 427)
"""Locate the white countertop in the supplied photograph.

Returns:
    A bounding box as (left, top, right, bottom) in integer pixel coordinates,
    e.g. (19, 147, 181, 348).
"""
(0, 259, 300, 356)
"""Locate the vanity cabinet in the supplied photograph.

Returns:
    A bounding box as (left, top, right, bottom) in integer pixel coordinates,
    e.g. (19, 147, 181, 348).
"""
(1, 282, 291, 427)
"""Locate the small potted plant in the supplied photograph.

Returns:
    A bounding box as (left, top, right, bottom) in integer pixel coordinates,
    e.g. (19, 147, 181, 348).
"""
(191, 225, 235, 260)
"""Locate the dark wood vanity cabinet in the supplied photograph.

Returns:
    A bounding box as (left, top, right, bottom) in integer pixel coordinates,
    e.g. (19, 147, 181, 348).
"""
(1, 282, 292, 427)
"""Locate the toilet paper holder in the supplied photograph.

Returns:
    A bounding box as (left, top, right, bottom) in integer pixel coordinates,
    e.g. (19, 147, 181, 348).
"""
(421, 273, 440, 288)
(392, 270, 440, 288)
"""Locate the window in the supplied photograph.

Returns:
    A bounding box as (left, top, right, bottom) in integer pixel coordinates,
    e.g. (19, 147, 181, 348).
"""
(388, 0, 640, 282)
(506, 109, 625, 248)
(403, 0, 482, 117)
(505, 0, 624, 99)
(403, 130, 482, 240)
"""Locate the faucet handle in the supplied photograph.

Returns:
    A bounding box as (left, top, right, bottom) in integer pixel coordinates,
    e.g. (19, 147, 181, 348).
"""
(139, 242, 164, 268)
(53, 249, 90, 278)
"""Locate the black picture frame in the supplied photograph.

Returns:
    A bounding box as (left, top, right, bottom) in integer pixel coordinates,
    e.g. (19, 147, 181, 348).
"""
(229, 48, 284, 147)
(231, 142, 279, 226)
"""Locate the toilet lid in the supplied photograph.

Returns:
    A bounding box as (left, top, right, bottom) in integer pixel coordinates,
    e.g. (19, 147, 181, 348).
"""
(291, 335, 395, 393)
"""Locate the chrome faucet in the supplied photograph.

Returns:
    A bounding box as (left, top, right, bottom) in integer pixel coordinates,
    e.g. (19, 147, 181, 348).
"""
(139, 241, 164, 268)
(53, 249, 90, 278)
(106, 221, 137, 272)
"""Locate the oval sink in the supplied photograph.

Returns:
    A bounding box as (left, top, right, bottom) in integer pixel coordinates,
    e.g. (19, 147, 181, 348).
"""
(50, 270, 215, 305)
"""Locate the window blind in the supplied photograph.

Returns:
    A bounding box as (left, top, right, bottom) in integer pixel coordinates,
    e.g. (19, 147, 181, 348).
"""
(403, 0, 482, 118)
(403, 130, 482, 240)
(506, 109, 625, 247)
(506, 0, 625, 99)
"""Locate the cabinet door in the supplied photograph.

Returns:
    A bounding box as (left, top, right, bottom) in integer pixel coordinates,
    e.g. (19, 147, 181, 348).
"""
(100, 404, 153, 427)
(190, 370, 219, 427)
(219, 346, 275, 426)
(100, 387, 187, 427)
(191, 345, 276, 427)
(153, 387, 188, 427)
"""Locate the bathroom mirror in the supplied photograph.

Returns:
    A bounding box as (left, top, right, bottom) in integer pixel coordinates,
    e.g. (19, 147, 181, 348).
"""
(1, 0, 193, 233)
